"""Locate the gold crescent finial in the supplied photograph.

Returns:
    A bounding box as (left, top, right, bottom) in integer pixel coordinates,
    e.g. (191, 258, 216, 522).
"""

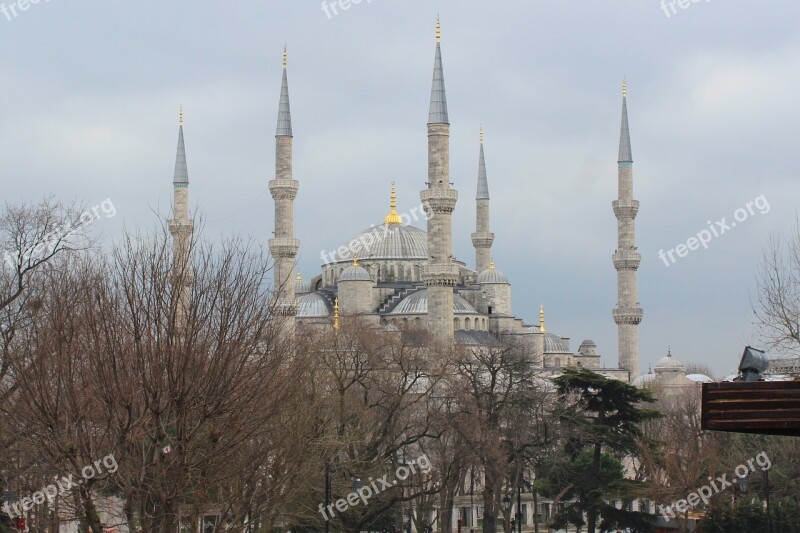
(353, 257, 359, 267)
(333, 297, 340, 330)
(622, 77, 627, 98)
(179, 105, 184, 126)
(384, 182, 402, 224)
(283, 45, 287, 69)
(539, 304, 546, 333)
(435, 16, 441, 43)
(489, 259, 495, 270)
(296, 272, 302, 281)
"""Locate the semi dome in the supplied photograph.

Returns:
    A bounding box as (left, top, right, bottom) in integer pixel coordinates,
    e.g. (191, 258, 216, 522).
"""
(388, 289, 477, 315)
(297, 292, 330, 318)
(632, 373, 657, 387)
(544, 333, 570, 353)
(476, 263, 509, 284)
(686, 374, 714, 383)
(336, 224, 428, 262)
(339, 263, 372, 282)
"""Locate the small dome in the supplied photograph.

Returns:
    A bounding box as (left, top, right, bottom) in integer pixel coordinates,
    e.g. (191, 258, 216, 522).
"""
(655, 349, 685, 371)
(297, 292, 330, 318)
(477, 263, 509, 284)
(295, 274, 311, 295)
(339, 263, 372, 282)
(388, 289, 478, 315)
(580, 339, 596, 347)
(686, 374, 714, 383)
(544, 333, 570, 353)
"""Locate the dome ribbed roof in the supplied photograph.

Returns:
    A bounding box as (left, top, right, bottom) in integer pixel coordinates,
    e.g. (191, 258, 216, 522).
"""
(339, 264, 372, 282)
(297, 292, 330, 318)
(686, 374, 714, 383)
(544, 333, 570, 353)
(334, 224, 428, 262)
(655, 351, 685, 371)
(295, 276, 311, 295)
(388, 289, 477, 315)
(477, 267, 509, 284)
(632, 373, 657, 386)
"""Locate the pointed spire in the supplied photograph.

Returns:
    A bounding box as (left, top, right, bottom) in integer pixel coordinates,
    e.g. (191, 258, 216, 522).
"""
(539, 304, 546, 333)
(618, 78, 632, 163)
(384, 182, 402, 224)
(477, 127, 489, 199)
(276, 47, 293, 137)
(428, 17, 449, 125)
(173, 106, 189, 184)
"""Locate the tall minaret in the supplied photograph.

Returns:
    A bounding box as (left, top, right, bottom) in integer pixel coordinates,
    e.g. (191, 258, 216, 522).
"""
(471, 127, 493, 273)
(268, 47, 300, 322)
(169, 106, 194, 327)
(421, 18, 458, 344)
(612, 79, 643, 381)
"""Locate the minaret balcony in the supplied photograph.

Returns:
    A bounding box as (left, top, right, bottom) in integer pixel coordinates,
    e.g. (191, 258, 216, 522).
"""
(268, 237, 300, 258)
(612, 199, 639, 219)
(613, 307, 643, 325)
(420, 189, 458, 214)
(612, 251, 641, 270)
(168, 218, 195, 237)
(422, 263, 460, 287)
(269, 179, 299, 200)
(471, 232, 495, 248)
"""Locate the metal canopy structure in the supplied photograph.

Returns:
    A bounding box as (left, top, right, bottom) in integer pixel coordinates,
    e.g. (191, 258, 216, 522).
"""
(702, 381, 800, 436)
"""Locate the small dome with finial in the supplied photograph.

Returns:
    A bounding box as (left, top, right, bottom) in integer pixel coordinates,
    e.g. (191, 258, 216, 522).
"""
(477, 260, 509, 284)
(295, 272, 311, 295)
(339, 258, 372, 282)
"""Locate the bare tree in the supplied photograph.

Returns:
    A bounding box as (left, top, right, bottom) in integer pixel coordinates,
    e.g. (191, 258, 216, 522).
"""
(754, 221, 800, 355)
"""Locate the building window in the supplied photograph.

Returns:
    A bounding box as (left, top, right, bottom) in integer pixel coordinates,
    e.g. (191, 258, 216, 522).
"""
(465, 317, 471, 330)
(202, 515, 219, 533)
(454, 318, 460, 330)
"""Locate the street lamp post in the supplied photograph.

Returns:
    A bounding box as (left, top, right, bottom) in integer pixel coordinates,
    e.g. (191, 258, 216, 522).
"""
(517, 484, 522, 533)
(502, 495, 512, 532)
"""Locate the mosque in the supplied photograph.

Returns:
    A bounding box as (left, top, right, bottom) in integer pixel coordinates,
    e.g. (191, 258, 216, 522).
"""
(168, 20, 642, 383)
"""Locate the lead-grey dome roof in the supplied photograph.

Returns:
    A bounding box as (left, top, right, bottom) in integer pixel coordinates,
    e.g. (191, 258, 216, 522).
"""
(476, 267, 509, 284)
(388, 289, 477, 315)
(336, 224, 428, 262)
(297, 292, 330, 318)
(544, 333, 570, 353)
(339, 264, 372, 282)
(655, 351, 684, 371)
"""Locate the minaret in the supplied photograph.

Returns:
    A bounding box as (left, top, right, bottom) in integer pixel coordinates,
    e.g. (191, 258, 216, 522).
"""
(612, 79, 643, 381)
(421, 17, 458, 344)
(169, 106, 194, 327)
(471, 127, 493, 273)
(268, 47, 300, 322)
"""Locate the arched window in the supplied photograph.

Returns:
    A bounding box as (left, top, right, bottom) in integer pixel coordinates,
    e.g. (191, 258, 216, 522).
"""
(465, 318, 471, 330)
(402, 318, 408, 328)
(482, 318, 487, 329)
(414, 317, 421, 328)
(454, 318, 460, 330)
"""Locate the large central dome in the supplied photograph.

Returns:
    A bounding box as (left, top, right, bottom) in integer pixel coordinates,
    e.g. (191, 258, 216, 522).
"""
(338, 224, 428, 262)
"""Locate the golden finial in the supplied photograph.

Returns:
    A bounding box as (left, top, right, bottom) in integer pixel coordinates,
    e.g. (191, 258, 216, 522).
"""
(539, 304, 546, 333)
(435, 16, 441, 43)
(296, 272, 302, 281)
(333, 297, 340, 330)
(353, 257, 359, 267)
(489, 259, 495, 270)
(179, 105, 184, 126)
(480, 125, 484, 145)
(622, 78, 627, 98)
(384, 181, 402, 224)
(283, 45, 287, 69)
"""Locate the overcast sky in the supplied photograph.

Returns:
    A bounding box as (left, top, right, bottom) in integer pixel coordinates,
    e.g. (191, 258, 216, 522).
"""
(1, 0, 797, 377)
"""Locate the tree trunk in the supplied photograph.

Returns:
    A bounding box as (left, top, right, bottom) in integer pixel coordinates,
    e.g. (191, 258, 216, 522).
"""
(586, 441, 602, 533)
